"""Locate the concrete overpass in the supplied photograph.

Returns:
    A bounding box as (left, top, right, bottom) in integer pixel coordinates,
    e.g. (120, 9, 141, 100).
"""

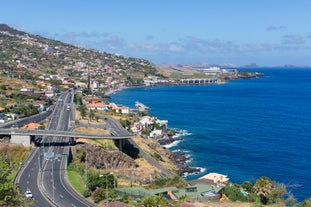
(0, 128, 132, 146)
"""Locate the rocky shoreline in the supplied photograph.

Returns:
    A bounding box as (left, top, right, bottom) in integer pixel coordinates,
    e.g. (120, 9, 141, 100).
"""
(157, 133, 202, 177)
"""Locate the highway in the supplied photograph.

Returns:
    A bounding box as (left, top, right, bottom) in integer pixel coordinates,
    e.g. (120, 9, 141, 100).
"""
(15, 90, 173, 206)
(41, 92, 96, 207)
(17, 92, 96, 207)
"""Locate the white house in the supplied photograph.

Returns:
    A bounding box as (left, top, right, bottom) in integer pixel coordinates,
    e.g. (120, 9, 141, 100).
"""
(86, 103, 108, 111)
(150, 129, 163, 138)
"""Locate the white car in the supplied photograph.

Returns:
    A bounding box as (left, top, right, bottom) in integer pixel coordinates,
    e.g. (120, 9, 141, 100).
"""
(25, 190, 33, 198)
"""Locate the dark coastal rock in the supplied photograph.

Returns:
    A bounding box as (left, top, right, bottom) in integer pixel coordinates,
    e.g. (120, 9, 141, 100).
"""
(157, 136, 182, 145)
(165, 147, 201, 177)
(153, 129, 202, 177)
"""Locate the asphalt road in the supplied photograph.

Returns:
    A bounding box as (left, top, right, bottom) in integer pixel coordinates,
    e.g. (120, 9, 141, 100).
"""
(17, 92, 96, 207)
(103, 115, 175, 178)
(41, 92, 96, 207)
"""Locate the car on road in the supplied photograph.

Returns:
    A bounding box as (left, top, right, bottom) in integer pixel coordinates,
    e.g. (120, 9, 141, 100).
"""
(66, 105, 71, 110)
(25, 190, 33, 198)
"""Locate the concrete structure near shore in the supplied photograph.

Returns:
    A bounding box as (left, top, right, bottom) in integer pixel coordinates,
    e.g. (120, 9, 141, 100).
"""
(180, 78, 218, 85)
(199, 172, 229, 186)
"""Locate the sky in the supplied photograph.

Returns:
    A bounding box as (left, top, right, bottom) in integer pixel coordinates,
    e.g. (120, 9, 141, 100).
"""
(1, 0, 311, 66)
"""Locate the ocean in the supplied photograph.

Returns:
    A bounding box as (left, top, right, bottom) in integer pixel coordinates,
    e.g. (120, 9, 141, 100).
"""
(109, 68, 311, 201)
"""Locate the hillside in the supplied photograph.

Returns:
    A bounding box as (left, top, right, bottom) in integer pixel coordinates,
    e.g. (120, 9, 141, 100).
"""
(0, 24, 160, 89)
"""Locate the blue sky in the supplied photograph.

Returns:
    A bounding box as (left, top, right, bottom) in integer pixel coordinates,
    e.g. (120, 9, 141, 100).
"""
(1, 0, 311, 66)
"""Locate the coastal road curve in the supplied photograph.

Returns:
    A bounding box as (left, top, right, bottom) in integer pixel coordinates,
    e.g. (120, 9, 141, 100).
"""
(103, 115, 176, 178)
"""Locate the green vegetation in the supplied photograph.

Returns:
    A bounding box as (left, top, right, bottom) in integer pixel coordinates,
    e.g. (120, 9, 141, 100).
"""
(67, 162, 118, 203)
(294, 199, 311, 207)
(78, 105, 87, 119)
(67, 169, 86, 194)
(148, 176, 187, 189)
(8, 104, 39, 117)
(141, 195, 169, 207)
(91, 139, 118, 151)
(119, 118, 131, 130)
(223, 176, 311, 206)
(0, 146, 32, 206)
(74, 93, 83, 105)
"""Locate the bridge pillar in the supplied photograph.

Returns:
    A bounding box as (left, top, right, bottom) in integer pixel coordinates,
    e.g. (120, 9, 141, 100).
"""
(119, 139, 122, 151)
(11, 135, 32, 146)
(69, 137, 76, 145)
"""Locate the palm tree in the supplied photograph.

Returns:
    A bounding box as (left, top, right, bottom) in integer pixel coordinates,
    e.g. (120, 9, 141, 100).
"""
(254, 176, 273, 205)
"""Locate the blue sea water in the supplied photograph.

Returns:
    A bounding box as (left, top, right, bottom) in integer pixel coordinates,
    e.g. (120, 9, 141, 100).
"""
(109, 68, 311, 201)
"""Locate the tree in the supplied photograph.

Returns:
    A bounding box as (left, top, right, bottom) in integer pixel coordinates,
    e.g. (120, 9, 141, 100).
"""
(269, 183, 286, 204)
(79, 105, 87, 118)
(0, 153, 28, 206)
(242, 180, 255, 193)
(141, 195, 169, 207)
(87, 173, 114, 191)
(223, 185, 247, 202)
(88, 110, 95, 121)
(295, 198, 311, 207)
(254, 176, 273, 205)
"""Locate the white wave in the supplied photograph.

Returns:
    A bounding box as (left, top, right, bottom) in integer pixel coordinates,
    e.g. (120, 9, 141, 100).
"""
(171, 128, 192, 138)
(163, 140, 182, 148)
(183, 167, 207, 178)
(172, 149, 190, 154)
(198, 167, 207, 173)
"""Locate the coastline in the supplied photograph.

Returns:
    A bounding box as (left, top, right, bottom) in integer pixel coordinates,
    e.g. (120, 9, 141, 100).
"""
(160, 130, 204, 178)
(107, 69, 311, 201)
(104, 73, 265, 179)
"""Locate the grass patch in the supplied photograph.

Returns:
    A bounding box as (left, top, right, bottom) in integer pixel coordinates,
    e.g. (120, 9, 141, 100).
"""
(74, 127, 110, 136)
(67, 169, 86, 194)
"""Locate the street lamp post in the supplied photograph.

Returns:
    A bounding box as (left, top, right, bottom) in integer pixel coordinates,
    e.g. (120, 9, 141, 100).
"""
(106, 174, 108, 207)
(99, 173, 114, 207)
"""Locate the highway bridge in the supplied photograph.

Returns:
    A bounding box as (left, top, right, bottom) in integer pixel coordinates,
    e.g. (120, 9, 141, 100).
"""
(0, 128, 132, 146)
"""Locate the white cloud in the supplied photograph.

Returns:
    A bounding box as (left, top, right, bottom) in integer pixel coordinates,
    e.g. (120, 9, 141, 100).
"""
(266, 25, 287, 32)
(282, 35, 305, 44)
(40, 31, 311, 64)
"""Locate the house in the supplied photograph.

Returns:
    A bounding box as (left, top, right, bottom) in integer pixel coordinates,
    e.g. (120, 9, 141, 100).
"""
(0, 107, 7, 123)
(20, 86, 34, 93)
(33, 101, 46, 113)
(139, 116, 154, 125)
(119, 106, 129, 114)
(109, 103, 129, 114)
(84, 97, 102, 104)
(45, 91, 54, 98)
(150, 129, 163, 138)
(130, 122, 144, 133)
(89, 79, 99, 90)
(198, 173, 229, 186)
(6, 113, 18, 121)
(86, 102, 108, 111)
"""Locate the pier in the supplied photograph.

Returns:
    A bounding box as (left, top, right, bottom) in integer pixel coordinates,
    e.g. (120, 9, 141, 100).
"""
(179, 78, 218, 85)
